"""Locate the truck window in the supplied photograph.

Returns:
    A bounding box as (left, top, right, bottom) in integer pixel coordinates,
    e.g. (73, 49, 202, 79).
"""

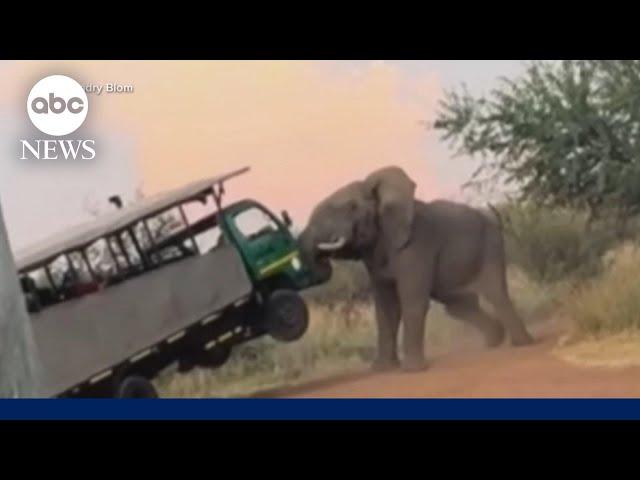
(44, 254, 88, 302)
(49, 254, 72, 291)
(147, 207, 186, 244)
(182, 193, 217, 225)
(149, 209, 223, 256)
(132, 220, 154, 255)
(86, 238, 119, 283)
(20, 268, 54, 312)
(145, 207, 198, 265)
(68, 251, 94, 284)
(61, 251, 102, 299)
(108, 236, 130, 271)
(233, 206, 279, 241)
(118, 230, 144, 270)
(194, 224, 223, 253)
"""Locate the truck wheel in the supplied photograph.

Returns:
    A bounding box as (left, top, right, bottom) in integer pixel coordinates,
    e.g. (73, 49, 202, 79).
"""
(116, 375, 158, 398)
(197, 344, 232, 369)
(265, 289, 309, 342)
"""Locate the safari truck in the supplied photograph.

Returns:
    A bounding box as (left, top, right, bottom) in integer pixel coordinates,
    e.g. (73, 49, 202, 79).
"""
(15, 167, 319, 398)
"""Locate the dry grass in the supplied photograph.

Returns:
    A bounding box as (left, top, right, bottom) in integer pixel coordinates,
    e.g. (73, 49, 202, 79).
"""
(505, 266, 565, 323)
(549, 243, 640, 368)
(157, 302, 461, 398)
(156, 302, 376, 398)
(561, 243, 640, 339)
(156, 267, 552, 398)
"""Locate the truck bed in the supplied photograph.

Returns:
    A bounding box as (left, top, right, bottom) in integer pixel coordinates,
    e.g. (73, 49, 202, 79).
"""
(31, 245, 253, 397)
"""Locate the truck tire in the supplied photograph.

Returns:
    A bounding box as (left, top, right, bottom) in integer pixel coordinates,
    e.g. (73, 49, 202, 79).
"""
(264, 289, 309, 342)
(116, 375, 158, 398)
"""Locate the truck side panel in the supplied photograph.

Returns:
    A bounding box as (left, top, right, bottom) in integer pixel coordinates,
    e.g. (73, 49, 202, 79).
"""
(32, 245, 253, 397)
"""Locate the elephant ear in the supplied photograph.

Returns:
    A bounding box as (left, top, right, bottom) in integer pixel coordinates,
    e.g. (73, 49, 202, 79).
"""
(364, 166, 416, 250)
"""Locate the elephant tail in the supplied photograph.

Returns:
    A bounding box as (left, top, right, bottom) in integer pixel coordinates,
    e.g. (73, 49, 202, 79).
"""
(486, 203, 504, 230)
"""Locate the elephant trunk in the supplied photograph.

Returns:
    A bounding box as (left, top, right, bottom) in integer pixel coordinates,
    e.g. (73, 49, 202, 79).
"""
(298, 226, 333, 285)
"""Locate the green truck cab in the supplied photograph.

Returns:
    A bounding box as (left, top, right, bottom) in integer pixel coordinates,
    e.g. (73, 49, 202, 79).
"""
(221, 199, 312, 292)
(215, 198, 317, 344)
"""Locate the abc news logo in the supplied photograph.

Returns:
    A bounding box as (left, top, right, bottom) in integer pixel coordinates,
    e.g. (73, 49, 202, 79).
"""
(31, 93, 85, 114)
(21, 75, 95, 160)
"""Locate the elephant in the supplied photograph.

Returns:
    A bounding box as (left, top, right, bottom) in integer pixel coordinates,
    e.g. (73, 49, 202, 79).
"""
(299, 165, 534, 372)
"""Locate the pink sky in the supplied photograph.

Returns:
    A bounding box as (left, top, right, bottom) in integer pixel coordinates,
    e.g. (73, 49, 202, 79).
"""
(0, 61, 523, 250)
(77, 60, 442, 219)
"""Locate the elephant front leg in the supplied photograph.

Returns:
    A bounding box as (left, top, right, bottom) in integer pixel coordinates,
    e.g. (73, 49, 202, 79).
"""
(395, 263, 432, 372)
(400, 301, 430, 372)
(371, 281, 401, 372)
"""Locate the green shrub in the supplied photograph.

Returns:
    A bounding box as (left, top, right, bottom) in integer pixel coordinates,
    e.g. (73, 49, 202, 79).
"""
(498, 203, 618, 283)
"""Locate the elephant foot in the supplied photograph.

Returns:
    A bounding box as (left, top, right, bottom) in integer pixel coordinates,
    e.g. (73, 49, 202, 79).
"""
(484, 324, 506, 348)
(371, 356, 400, 372)
(511, 332, 534, 347)
(401, 356, 428, 373)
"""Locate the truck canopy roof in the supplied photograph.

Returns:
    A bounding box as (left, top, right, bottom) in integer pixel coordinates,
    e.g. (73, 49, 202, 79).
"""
(15, 167, 249, 272)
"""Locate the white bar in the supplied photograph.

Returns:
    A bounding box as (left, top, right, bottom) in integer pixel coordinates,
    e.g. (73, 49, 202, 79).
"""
(89, 369, 112, 384)
(130, 348, 152, 363)
(234, 296, 249, 307)
(202, 312, 221, 326)
(218, 332, 233, 342)
(167, 330, 186, 344)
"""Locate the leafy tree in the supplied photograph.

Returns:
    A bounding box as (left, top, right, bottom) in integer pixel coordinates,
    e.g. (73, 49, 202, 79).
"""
(434, 60, 640, 229)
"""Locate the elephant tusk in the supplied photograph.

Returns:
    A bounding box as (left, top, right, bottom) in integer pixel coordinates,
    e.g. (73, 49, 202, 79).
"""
(316, 237, 346, 252)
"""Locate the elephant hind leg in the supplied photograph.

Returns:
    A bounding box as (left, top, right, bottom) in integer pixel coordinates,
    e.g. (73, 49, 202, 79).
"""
(476, 223, 534, 347)
(441, 293, 505, 348)
(476, 265, 534, 346)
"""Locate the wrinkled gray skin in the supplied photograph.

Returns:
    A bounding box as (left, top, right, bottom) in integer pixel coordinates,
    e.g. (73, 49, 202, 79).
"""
(299, 166, 534, 372)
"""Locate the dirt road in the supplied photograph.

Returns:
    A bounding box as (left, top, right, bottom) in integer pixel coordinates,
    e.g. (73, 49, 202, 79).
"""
(275, 324, 640, 398)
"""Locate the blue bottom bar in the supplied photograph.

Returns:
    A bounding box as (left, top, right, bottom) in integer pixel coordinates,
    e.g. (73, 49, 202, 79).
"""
(1, 399, 640, 420)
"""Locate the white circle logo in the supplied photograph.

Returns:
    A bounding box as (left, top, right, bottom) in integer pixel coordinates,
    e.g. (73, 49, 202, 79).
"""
(27, 75, 88, 136)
